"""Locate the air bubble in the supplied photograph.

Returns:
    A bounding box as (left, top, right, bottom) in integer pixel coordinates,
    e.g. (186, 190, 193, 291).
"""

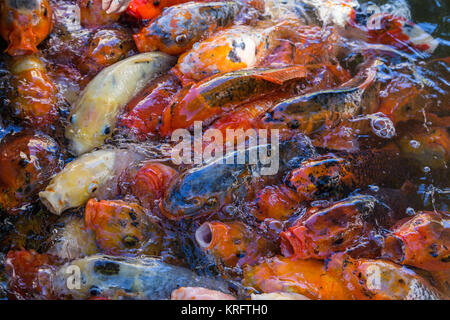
(406, 207, 416, 216)
(349, 112, 396, 139)
(370, 114, 396, 139)
(409, 140, 421, 149)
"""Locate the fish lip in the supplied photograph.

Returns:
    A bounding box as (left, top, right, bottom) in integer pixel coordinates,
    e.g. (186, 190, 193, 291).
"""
(195, 222, 214, 249)
(280, 228, 304, 258)
(39, 190, 64, 215)
(68, 139, 89, 156)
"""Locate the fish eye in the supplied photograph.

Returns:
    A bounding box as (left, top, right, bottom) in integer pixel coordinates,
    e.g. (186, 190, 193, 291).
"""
(205, 197, 217, 208)
(42, 4, 48, 18)
(89, 285, 102, 296)
(175, 34, 188, 45)
(69, 114, 76, 124)
(153, 0, 160, 6)
(122, 235, 139, 247)
(103, 125, 111, 135)
(88, 183, 98, 193)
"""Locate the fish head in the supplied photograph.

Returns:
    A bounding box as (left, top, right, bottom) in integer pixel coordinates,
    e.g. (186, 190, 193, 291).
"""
(66, 101, 115, 156)
(0, 0, 52, 56)
(195, 221, 254, 267)
(133, 8, 196, 55)
(84, 199, 149, 254)
(161, 162, 243, 219)
(131, 162, 178, 208)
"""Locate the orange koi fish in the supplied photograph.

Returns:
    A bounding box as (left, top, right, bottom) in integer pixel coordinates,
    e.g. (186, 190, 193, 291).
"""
(85, 199, 165, 255)
(383, 211, 449, 272)
(0, 0, 52, 56)
(9, 54, 58, 125)
(195, 221, 274, 268)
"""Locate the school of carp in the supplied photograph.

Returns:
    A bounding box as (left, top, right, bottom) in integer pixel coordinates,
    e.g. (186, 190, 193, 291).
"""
(0, 0, 448, 300)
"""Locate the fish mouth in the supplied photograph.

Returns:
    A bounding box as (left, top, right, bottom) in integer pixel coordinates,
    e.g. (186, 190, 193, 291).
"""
(195, 222, 214, 249)
(279, 229, 303, 258)
(68, 138, 90, 156)
(39, 190, 64, 215)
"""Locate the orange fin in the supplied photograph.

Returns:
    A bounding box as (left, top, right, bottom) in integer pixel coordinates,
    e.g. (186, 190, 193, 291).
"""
(255, 66, 307, 85)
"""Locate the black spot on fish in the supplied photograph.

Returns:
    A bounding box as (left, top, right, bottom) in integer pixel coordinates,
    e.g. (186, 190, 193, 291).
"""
(227, 49, 241, 63)
(287, 119, 300, 129)
(122, 235, 139, 247)
(153, 0, 160, 6)
(128, 210, 137, 221)
(429, 243, 439, 258)
(18, 158, 28, 167)
(89, 285, 101, 296)
(93, 260, 121, 276)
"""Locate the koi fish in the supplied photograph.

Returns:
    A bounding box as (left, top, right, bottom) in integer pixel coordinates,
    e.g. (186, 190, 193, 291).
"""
(77, 27, 136, 79)
(260, 59, 380, 135)
(327, 253, 443, 300)
(244, 254, 443, 300)
(51, 254, 240, 299)
(305, 0, 438, 53)
(252, 184, 301, 221)
(280, 195, 404, 260)
(395, 125, 450, 170)
(118, 73, 182, 139)
(286, 149, 410, 202)
(161, 134, 316, 220)
(47, 216, 99, 260)
(243, 256, 354, 299)
(195, 221, 275, 268)
(39, 149, 140, 215)
(65, 52, 176, 155)
(8, 54, 58, 125)
(130, 162, 178, 209)
(174, 22, 297, 83)
(79, 0, 120, 28)
(0, 133, 62, 215)
(5, 249, 58, 299)
(133, 1, 242, 55)
(160, 66, 308, 136)
(0, 0, 52, 56)
(85, 199, 165, 255)
(382, 211, 449, 272)
(251, 292, 310, 300)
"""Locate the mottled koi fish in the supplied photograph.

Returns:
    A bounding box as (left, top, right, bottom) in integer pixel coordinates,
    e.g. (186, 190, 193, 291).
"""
(0, 0, 52, 56)
(160, 66, 308, 136)
(133, 1, 243, 55)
